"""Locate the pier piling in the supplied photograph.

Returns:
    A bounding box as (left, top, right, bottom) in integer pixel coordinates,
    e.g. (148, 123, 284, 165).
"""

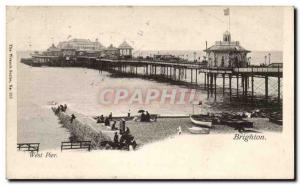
(195, 69, 198, 84)
(214, 74, 217, 101)
(222, 74, 225, 96)
(265, 76, 269, 102)
(236, 75, 239, 98)
(278, 71, 281, 104)
(204, 73, 207, 90)
(229, 74, 232, 101)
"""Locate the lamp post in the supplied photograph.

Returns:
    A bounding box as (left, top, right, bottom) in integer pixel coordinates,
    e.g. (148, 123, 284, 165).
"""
(264, 55, 267, 66)
(268, 53, 271, 65)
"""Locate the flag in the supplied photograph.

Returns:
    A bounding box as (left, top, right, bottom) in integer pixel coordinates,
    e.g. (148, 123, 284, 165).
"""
(224, 8, 230, 16)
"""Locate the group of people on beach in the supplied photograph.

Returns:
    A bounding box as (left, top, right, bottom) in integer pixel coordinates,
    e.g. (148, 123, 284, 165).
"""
(140, 111, 151, 122)
(98, 117, 137, 150)
(95, 111, 138, 150)
(111, 127, 137, 150)
(54, 104, 68, 114)
(96, 112, 113, 126)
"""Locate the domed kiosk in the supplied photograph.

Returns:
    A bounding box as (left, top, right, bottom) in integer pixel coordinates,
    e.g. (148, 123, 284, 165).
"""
(204, 31, 250, 68)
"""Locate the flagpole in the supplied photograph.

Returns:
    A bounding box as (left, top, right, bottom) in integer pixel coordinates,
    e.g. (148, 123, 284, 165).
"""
(229, 9, 230, 33)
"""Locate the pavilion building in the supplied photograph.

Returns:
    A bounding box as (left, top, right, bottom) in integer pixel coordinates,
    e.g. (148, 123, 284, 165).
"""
(204, 31, 250, 68)
(118, 41, 133, 58)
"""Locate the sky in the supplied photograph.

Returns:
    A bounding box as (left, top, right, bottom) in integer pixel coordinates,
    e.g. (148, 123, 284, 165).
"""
(7, 6, 285, 51)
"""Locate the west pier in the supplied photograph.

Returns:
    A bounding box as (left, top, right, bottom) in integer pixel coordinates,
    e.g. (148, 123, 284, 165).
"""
(22, 56, 282, 107)
(21, 31, 283, 106)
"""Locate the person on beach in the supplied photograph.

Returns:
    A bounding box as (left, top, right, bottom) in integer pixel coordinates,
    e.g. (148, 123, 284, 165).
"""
(63, 104, 67, 111)
(100, 115, 104, 122)
(145, 111, 150, 122)
(104, 117, 110, 126)
(140, 112, 146, 122)
(111, 121, 117, 130)
(97, 115, 104, 123)
(108, 112, 112, 120)
(55, 106, 60, 114)
(70, 114, 76, 123)
(120, 119, 126, 134)
(130, 137, 137, 150)
(128, 109, 131, 118)
(124, 127, 130, 135)
(114, 132, 119, 145)
(177, 126, 182, 135)
(59, 104, 64, 112)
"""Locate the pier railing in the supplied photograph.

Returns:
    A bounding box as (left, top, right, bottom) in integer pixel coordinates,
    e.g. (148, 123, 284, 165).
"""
(233, 67, 282, 73)
(17, 143, 40, 152)
(61, 141, 91, 151)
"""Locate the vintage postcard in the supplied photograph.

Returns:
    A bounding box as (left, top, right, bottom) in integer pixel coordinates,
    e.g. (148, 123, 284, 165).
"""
(6, 6, 294, 179)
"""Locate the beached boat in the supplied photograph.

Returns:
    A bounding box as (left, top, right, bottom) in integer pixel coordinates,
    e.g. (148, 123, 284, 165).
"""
(221, 119, 253, 129)
(188, 126, 210, 134)
(189, 115, 213, 128)
(269, 117, 282, 125)
(269, 112, 282, 125)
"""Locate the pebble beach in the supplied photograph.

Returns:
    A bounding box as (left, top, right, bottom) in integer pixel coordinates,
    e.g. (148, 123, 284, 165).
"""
(125, 117, 282, 146)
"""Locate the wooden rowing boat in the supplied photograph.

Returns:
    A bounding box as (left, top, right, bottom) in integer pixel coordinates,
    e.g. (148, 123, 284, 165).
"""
(189, 115, 213, 128)
(221, 119, 253, 128)
(188, 126, 210, 134)
(269, 112, 282, 125)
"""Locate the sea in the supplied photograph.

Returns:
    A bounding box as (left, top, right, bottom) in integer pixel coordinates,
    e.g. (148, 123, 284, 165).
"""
(17, 50, 282, 150)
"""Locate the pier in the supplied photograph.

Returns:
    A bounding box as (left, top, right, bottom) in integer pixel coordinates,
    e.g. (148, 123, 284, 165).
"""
(21, 31, 283, 106)
(99, 59, 282, 105)
(23, 56, 283, 106)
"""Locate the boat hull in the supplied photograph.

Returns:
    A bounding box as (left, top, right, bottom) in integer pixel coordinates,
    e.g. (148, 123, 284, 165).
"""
(189, 115, 212, 128)
(222, 119, 253, 128)
(188, 127, 210, 134)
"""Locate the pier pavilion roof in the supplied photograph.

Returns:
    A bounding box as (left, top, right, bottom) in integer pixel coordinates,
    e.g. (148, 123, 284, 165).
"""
(204, 31, 250, 53)
(47, 44, 61, 52)
(204, 41, 250, 53)
(106, 44, 119, 51)
(57, 38, 105, 51)
(118, 41, 133, 49)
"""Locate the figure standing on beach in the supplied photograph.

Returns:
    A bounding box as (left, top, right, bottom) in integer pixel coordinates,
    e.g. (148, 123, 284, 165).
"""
(128, 109, 131, 118)
(114, 132, 119, 145)
(120, 119, 126, 134)
(111, 121, 117, 130)
(97, 115, 104, 123)
(104, 117, 110, 126)
(63, 104, 67, 111)
(70, 114, 76, 123)
(140, 112, 146, 122)
(108, 112, 112, 120)
(145, 111, 150, 122)
(59, 104, 64, 112)
(125, 127, 130, 135)
(177, 126, 182, 135)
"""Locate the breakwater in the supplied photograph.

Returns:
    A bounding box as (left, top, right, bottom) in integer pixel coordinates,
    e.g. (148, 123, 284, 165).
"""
(53, 108, 113, 149)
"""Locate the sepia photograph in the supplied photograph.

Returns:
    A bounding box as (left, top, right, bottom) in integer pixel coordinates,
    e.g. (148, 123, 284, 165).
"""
(6, 6, 295, 179)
